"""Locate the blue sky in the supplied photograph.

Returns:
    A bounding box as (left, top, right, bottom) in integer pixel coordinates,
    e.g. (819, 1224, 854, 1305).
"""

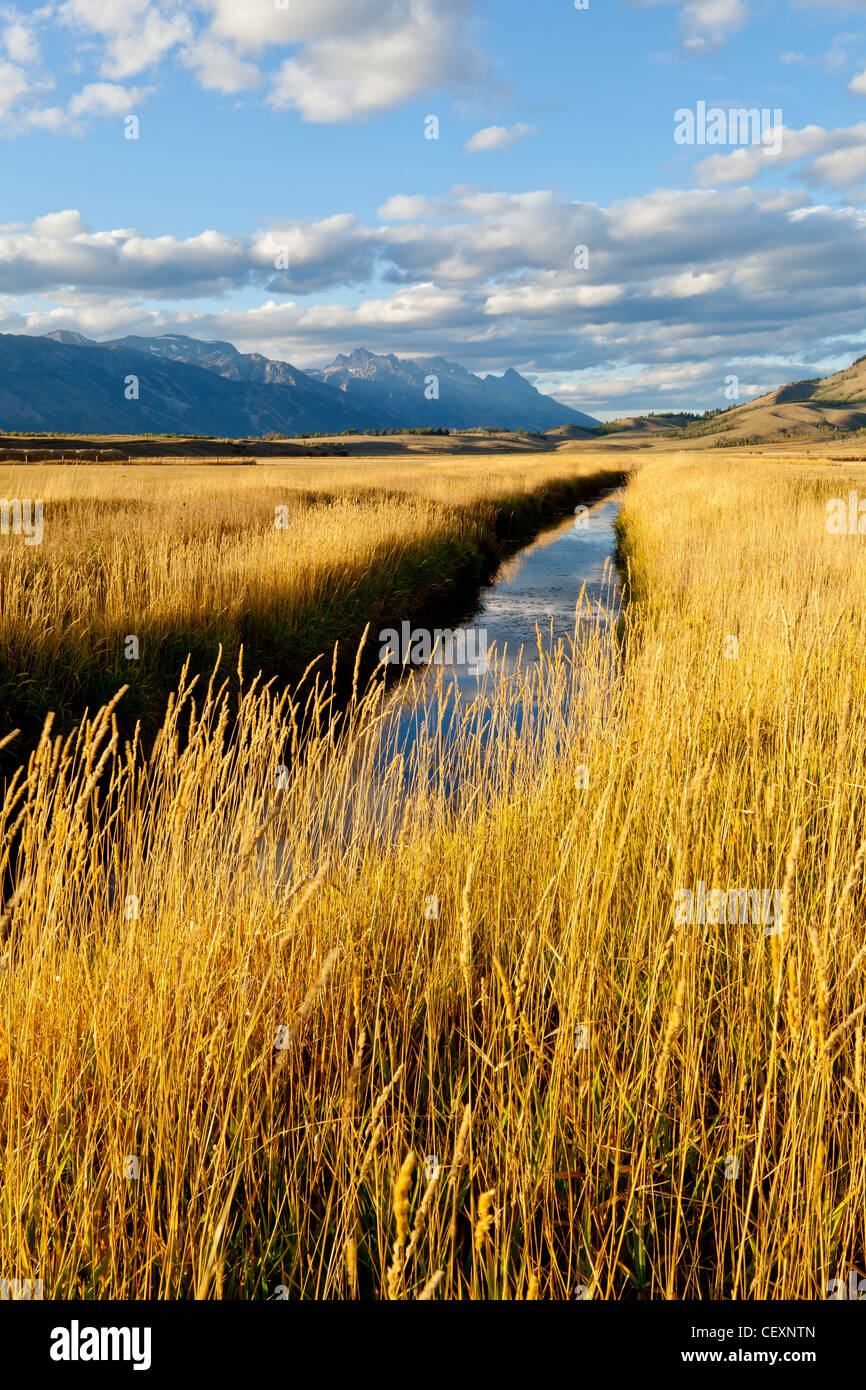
(3, 0, 866, 417)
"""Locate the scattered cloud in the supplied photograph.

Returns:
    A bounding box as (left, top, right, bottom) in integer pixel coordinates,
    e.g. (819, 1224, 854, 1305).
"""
(848, 66, 866, 96)
(180, 37, 262, 94)
(59, 0, 193, 80)
(465, 122, 537, 153)
(6, 183, 866, 412)
(2, 20, 40, 65)
(268, 1, 482, 122)
(68, 82, 150, 118)
(693, 119, 866, 190)
(0, 0, 485, 133)
(679, 0, 749, 53)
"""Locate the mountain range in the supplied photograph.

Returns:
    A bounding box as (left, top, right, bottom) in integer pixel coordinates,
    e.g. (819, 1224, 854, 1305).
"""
(0, 332, 599, 437)
(307, 347, 600, 431)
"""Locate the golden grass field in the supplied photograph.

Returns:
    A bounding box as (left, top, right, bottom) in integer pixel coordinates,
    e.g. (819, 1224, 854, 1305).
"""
(1, 447, 865, 1298)
(0, 452, 624, 737)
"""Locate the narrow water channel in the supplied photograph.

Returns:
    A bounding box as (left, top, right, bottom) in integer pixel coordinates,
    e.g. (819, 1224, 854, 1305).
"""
(332, 489, 625, 836)
(380, 489, 622, 750)
(254, 490, 624, 875)
(466, 489, 622, 676)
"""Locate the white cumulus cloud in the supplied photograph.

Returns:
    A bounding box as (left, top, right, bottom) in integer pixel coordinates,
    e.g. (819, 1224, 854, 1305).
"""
(465, 122, 537, 153)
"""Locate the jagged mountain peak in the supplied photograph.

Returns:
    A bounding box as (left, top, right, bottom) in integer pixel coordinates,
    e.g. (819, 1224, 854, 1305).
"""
(25, 331, 600, 433)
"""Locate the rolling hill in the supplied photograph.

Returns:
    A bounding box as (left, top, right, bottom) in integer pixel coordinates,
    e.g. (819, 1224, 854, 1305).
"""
(675, 355, 866, 443)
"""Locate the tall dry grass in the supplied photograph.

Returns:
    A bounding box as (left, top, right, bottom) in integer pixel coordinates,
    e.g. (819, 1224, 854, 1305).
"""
(0, 452, 624, 735)
(0, 448, 864, 1298)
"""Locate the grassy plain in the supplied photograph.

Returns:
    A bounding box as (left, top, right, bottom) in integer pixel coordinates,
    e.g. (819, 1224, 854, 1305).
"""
(1, 448, 865, 1298)
(0, 452, 624, 738)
